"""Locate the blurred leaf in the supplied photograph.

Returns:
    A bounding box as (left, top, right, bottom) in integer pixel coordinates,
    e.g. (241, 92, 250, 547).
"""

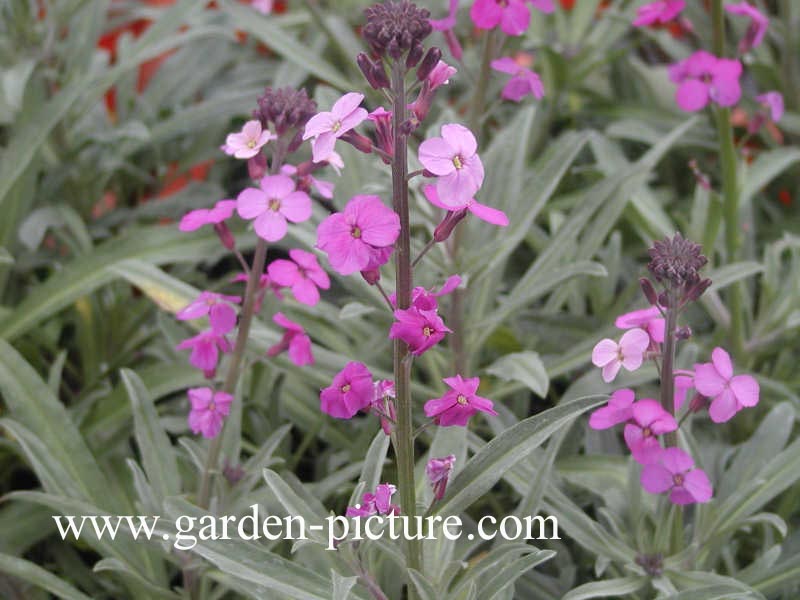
(562, 576, 648, 600)
(0, 552, 93, 600)
(486, 351, 549, 397)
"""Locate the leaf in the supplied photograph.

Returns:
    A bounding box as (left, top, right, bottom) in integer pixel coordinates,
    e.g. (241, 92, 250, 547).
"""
(331, 569, 358, 600)
(262, 469, 328, 545)
(480, 550, 555, 600)
(359, 430, 391, 495)
(407, 569, 438, 600)
(486, 351, 549, 397)
(429, 396, 604, 517)
(740, 148, 800, 206)
(706, 262, 764, 294)
(0, 552, 93, 600)
(562, 576, 648, 600)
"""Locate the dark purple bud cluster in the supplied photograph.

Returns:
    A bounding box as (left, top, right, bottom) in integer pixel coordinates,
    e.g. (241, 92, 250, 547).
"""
(644, 233, 712, 307)
(253, 87, 317, 137)
(363, 1, 432, 60)
(357, 53, 391, 89)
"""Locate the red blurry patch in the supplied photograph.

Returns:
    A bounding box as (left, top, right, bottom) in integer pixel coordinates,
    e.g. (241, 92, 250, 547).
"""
(778, 189, 792, 207)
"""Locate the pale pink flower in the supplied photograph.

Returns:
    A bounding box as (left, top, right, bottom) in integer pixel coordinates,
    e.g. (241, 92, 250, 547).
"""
(267, 312, 314, 366)
(428, 60, 457, 90)
(281, 164, 335, 199)
(694, 347, 759, 423)
(424, 375, 498, 427)
(632, 0, 685, 27)
(756, 91, 784, 123)
(251, 0, 273, 14)
(641, 447, 712, 504)
(177, 291, 241, 335)
(669, 51, 742, 112)
(430, 0, 463, 59)
(409, 62, 457, 123)
(725, 2, 768, 54)
(490, 57, 544, 102)
(179, 200, 236, 232)
(302, 92, 368, 163)
(187, 387, 233, 438)
(591, 328, 650, 383)
(371, 379, 396, 435)
(588, 388, 635, 430)
(368, 107, 393, 160)
(419, 124, 485, 206)
(267, 249, 330, 306)
(615, 306, 665, 344)
(470, 0, 553, 37)
(423, 185, 508, 226)
(346, 483, 400, 517)
(237, 174, 312, 242)
(316, 195, 400, 275)
(177, 329, 232, 378)
(426, 455, 456, 500)
(320, 361, 374, 419)
(623, 399, 678, 464)
(221, 120, 275, 159)
(389, 307, 451, 356)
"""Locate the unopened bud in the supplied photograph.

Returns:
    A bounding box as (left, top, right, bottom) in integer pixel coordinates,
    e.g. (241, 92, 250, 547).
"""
(433, 209, 468, 242)
(372, 62, 391, 88)
(361, 268, 381, 285)
(689, 393, 708, 414)
(657, 291, 671, 308)
(286, 130, 304, 153)
(340, 130, 373, 154)
(406, 40, 424, 68)
(675, 326, 692, 340)
(357, 53, 388, 89)
(247, 153, 267, 180)
(214, 222, 236, 251)
(685, 277, 712, 303)
(400, 118, 419, 136)
(640, 277, 659, 306)
(416, 47, 442, 81)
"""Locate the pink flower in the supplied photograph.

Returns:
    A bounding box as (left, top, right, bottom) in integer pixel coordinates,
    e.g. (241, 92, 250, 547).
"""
(408, 62, 457, 123)
(694, 347, 759, 423)
(176, 292, 241, 334)
(632, 0, 685, 27)
(424, 375, 498, 427)
(423, 185, 508, 227)
(251, 0, 273, 14)
(389, 307, 452, 356)
(267, 312, 314, 366)
(302, 93, 368, 163)
(368, 107, 393, 160)
(669, 51, 742, 112)
(232, 272, 283, 312)
(267, 249, 330, 306)
(371, 380, 396, 435)
(360, 245, 393, 285)
(470, 0, 553, 36)
(725, 2, 768, 54)
(221, 120, 275, 159)
(428, 60, 457, 90)
(426, 455, 456, 500)
(389, 274, 462, 311)
(320, 361, 374, 419)
(615, 306, 665, 344)
(281, 164, 335, 200)
(588, 388, 635, 430)
(430, 1, 463, 60)
(316, 195, 400, 275)
(623, 399, 678, 464)
(237, 174, 312, 242)
(179, 200, 237, 232)
(674, 373, 694, 411)
(591, 328, 650, 383)
(346, 483, 400, 517)
(641, 447, 712, 505)
(490, 57, 544, 102)
(419, 124, 485, 206)
(187, 387, 233, 438)
(177, 329, 232, 378)
(756, 91, 784, 122)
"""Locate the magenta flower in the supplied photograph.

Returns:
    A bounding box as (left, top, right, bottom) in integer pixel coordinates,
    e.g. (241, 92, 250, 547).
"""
(187, 387, 233, 439)
(641, 447, 712, 505)
(316, 195, 400, 275)
(267, 312, 314, 367)
(725, 2, 768, 54)
(389, 307, 452, 356)
(320, 361, 374, 419)
(615, 306, 665, 344)
(669, 51, 742, 112)
(588, 388, 635, 430)
(591, 328, 650, 383)
(177, 329, 232, 378)
(419, 124, 484, 206)
(424, 375, 498, 427)
(426, 454, 456, 500)
(303, 92, 368, 163)
(179, 200, 236, 232)
(360, 245, 393, 285)
(346, 483, 400, 517)
(428, 60, 457, 90)
(371, 379, 396, 435)
(623, 399, 678, 464)
(632, 0, 685, 27)
(368, 107, 393, 160)
(423, 185, 508, 226)
(430, 0, 463, 59)
(470, 0, 553, 36)
(674, 373, 694, 411)
(267, 249, 331, 306)
(490, 57, 544, 102)
(409, 61, 457, 123)
(756, 91, 784, 123)
(281, 164, 335, 200)
(389, 274, 462, 311)
(232, 271, 283, 312)
(237, 174, 312, 242)
(221, 120, 275, 159)
(694, 347, 759, 423)
(177, 292, 241, 335)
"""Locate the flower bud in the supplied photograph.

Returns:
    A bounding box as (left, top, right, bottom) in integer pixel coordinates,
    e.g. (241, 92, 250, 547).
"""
(214, 223, 236, 251)
(340, 130, 373, 154)
(247, 153, 267, 180)
(361, 268, 381, 285)
(433, 209, 468, 242)
(357, 53, 382, 89)
(689, 393, 708, 414)
(640, 277, 659, 306)
(684, 277, 712, 303)
(416, 47, 442, 81)
(675, 326, 692, 340)
(406, 40, 424, 68)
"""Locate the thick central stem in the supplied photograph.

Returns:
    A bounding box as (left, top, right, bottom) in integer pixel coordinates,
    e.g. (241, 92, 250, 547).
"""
(390, 61, 421, 579)
(660, 298, 678, 447)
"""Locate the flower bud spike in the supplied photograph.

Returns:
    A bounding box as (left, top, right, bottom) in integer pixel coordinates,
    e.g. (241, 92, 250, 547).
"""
(416, 47, 442, 81)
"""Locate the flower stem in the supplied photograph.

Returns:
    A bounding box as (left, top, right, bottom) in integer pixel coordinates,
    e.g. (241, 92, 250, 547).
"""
(390, 61, 421, 583)
(660, 298, 678, 447)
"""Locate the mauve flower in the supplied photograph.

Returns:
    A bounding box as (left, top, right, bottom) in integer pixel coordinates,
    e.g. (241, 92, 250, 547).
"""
(267, 312, 314, 366)
(179, 200, 237, 232)
(623, 399, 678, 464)
(302, 93, 368, 163)
(641, 447, 712, 504)
(390, 307, 452, 356)
(320, 361, 374, 419)
(268, 249, 330, 306)
(281, 164, 335, 200)
(756, 91, 784, 122)
(346, 483, 400, 517)
(615, 306, 665, 344)
(371, 379, 396, 435)
(694, 347, 759, 423)
(669, 51, 742, 112)
(423, 185, 508, 227)
(221, 120, 275, 159)
(419, 124, 485, 206)
(390, 274, 462, 311)
(237, 174, 312, 242)
(424, 375, 498, 427)
(490, 57, 544, 102)
(589, 388, 635, 430)
(632, 0, 685, 27)
(316, 195, 400, 276)
(177, 329, 233, 378)
(251, 0, 273, 14)
(360, 245, 394, 285)
(188, 387, 233, 438)
(368, 107, 394, 160)
(429, 0, 463, 59)
(177, 292, 241, 335)
(725, 2, 768, 54)
(408, 61, 458, 123)
(426, 454, 456, 500)
(591, 328, 650, 383)
(470, 0, 553, 36)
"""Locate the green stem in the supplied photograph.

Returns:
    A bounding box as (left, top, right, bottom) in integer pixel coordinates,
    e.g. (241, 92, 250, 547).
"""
(660, 297, 678, 448)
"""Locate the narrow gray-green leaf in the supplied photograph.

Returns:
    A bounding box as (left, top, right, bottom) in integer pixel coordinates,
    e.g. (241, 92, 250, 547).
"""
(486, 351, 549, 397)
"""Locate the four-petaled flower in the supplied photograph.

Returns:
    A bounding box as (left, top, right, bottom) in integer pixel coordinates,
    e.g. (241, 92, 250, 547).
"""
(423, 185, 509, 226)
(641, 447, 712, 505)
(187, 387, 233, 439)
(419, 124, 485, 206)
(267, 312, 314, 366)
(615, 306, 665, 344)
(371, 379, 396, 435)
(470, 0, 553, 37)
(623, 399, 678, 464)
(591, 328, 650, 383)
(669, 51, 742, 112)
(589, 388, 636, 430)
(632, 0, 685, 27)
(320, 361, 374, 419)
(390, 307, 452, 356)
(221, 120, 275, 159)
(346, 483, 400, 517)
(390, 274, 462, 311)
(424, 375, 498, 427)
(177, 291, 241, 335)
(177, 329, 233, 378)
(303, 92, 368, 163)
(725, 1, 768, 54)
(426, 455, 456, 500)
(179, 199, 237, 232)
(694, 347, 759, 423)
(490, 57, 545, 102)
(756, 91, 784, 123)
(268, 249, 331, 306)
(237, 174, 312, 242)
(430, 0, 463, 59)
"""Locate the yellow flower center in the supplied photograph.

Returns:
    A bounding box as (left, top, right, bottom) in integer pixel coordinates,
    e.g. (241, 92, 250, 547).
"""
(247, 139, 257, 148)
(422, 326, 433, 337)
(351, 226, 362, 239)
(269, 198, 281, 211)
(673, 473, 684, 486)
(209, 401, 216, 412)
(341, 384, 351, 393)
(456, 394, 468, 405)
(642, 426, 652, 437)
(452, 155, 463, 169)
(332, 121, 342, 132)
